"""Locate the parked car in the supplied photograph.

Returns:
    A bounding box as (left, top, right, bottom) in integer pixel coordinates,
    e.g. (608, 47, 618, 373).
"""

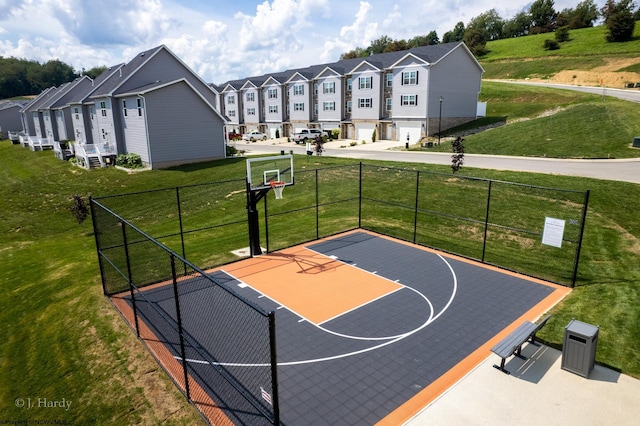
(242, 130, 268, 142)
(292, 128, 327, 144)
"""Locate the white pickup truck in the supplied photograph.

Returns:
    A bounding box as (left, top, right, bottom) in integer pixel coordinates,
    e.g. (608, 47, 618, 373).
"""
(292, 128, 327, 144)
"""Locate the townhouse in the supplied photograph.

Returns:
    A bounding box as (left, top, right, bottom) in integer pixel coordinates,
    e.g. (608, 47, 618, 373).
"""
(214, 42, 484, 143)
(17, 45, 227, 169)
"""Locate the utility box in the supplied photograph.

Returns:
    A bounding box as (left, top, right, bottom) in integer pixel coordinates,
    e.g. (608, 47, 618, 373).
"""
(633, 137, 640, 148)
(561, 319, 599, 378)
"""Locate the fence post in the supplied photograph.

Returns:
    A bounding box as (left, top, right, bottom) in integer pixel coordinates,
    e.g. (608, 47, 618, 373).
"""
(268, 311, 280, 425)
(315, 168, 320, 240)
(358, 162, 362, 228)
(413, 170, 420, 244)
(121, 221, 140, 337)
(481, 180, 493, 262)
(170, 254, 191, 400)
(89, 197, 108, 296)
(571, 190, 590, 288)
(176, 187, 187, 276)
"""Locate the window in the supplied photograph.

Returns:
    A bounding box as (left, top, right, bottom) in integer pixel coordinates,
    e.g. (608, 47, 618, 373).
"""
(137, 98, 143, 116)
(294, 103, 304, 111)
(101, 128, 106, 140)
(247, 107, 256, 116)
(314, 103, 318, 115)
(323, 101, 336, 111)
(323, 81, 335, 94)
(227, 95, 235, 104)
(90, 106, 95, 120)
(268, 88, 278, 99)
(386, 73, 393, 87)
(293, 84, 304, 96)
(269, 105, 278, 113)
(402, 71, 418, 85)
(359, 98, 372, 108)
(246, 92, 255, 102)
(314, 83, 318, 94)
(122, 100, 127, 117)
(100, 101, 107, 117)
(74, 107, 79, 120)
(346, 101, 352, 113)
(359, 76, 372, 89)
(347, 78, 352, 91)
(386, 98, 392, 111)
(401, 95, 418, 106)
(228, 110, 236, 117)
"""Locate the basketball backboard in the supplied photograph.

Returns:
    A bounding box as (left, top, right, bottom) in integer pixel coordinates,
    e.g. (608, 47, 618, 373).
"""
(246, 154, 294, 191)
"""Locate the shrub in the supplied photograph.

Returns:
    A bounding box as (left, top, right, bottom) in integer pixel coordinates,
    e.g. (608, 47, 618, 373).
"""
(226, 145, 238, 156)
(70, 195, 88, 224)
(543, 39, 560, 50)
(331, 128, 340, 140)
(372, 128, 377, 142)
(115, 153, 143, 169)
(275, 129, 280, 138)
(555, 26, 570, 42)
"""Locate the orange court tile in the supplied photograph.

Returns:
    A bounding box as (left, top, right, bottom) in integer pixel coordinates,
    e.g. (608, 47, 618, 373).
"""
(221, 246, 403, 324)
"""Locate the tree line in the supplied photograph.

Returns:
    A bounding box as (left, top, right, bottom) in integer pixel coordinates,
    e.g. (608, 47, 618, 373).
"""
(0, 57, 107, 100)
(340, 0, 638, 58)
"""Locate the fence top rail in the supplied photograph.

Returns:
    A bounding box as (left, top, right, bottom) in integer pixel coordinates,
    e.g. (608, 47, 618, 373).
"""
(361, 163, 587, 194)
(91, 198, 271, 317)
(92, 177, 246, 201)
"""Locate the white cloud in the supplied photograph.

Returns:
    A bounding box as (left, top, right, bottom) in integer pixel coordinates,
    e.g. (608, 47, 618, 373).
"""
(0, 0, 612, 87)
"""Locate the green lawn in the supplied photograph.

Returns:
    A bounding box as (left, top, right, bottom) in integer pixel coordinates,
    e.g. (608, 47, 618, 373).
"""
(424, 81, 640, 159)
(481, 25, 640, 80)
(2, 129, 640, 423)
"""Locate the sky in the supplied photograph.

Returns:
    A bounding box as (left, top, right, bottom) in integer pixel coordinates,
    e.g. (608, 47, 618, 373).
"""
(0, 0, 606, 86)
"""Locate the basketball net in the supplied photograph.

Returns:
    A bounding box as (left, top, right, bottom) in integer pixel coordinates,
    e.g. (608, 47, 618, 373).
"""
(270, 181, 286, 199)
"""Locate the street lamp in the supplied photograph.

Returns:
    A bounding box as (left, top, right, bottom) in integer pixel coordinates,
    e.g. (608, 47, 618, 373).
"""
(438, 96, 443, 146)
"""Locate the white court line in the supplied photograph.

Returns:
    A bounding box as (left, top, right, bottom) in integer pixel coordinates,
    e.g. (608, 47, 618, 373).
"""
(181, 252, 458, 367)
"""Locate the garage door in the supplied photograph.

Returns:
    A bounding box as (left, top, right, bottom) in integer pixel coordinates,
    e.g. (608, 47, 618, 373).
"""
(355, 123, 376, 142)
(397, 122, 422, 143)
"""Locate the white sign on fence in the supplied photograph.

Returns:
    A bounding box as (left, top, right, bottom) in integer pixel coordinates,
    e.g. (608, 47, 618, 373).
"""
(542, 217, 565, 248)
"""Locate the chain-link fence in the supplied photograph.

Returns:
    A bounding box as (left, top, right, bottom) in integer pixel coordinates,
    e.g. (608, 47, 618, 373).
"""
(91, 160, 588, 424)
(91, 199, 279, 425)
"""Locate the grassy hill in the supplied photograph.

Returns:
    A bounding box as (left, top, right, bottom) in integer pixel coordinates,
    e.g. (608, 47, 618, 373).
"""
(480, 25, 640, 85)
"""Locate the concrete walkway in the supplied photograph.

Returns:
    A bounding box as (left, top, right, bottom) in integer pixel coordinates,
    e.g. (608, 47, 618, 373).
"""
(235, 138, 640, 184)
(406, 344, 640, 426)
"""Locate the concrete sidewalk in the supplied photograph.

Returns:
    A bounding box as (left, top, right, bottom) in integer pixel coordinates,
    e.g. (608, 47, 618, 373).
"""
(405, 344, 640, 425)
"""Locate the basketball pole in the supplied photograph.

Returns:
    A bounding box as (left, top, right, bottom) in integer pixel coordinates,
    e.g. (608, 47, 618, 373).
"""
(246, 180, 270, 256)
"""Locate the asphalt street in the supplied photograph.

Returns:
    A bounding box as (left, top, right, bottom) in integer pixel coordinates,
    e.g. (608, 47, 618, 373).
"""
(235, 139, 640, 184)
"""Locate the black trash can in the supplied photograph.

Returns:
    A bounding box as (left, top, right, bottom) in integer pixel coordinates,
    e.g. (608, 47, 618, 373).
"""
(561, 319, 599, 378)
(633, 137, 640, 148)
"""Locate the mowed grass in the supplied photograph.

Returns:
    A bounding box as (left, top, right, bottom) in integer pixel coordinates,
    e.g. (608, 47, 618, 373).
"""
(1, 138, 640, 424)
(481, 25, 640, 79)
(427, 81, 640, 158)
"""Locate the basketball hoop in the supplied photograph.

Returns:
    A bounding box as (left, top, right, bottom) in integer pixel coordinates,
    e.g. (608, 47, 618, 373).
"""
(270, 181, 286, 199)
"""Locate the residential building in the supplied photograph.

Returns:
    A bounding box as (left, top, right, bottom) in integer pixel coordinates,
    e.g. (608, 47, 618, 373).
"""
(215, 42, 483, 143)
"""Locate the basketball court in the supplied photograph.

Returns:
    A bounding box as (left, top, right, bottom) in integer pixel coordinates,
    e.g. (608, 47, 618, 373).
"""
(111, 229, 569, 425)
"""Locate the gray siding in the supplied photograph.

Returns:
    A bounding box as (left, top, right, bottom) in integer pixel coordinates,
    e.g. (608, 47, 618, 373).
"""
(351, 65, 381, 120)
(121, 96, 149, 163)
(117, 48, 218, 107)
(0, 106, 23, 138)
(263, 82, 283, 123)
(316, 74, 342, 123)
(93, 98, 116, 147)
(242, 87, 260, 127)
(393, 58, 429, 118)
(142, 81, 225, 168)
(288, 77, 311, 122)
(429, 46, 482, 119)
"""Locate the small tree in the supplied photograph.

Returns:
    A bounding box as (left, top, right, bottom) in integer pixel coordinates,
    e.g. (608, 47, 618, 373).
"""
(601, 0, 636, 42)
(451, 137, 465, 174)
(555, 26, 570, 42)
(372, 128, 376, 143)
(71, 195, 88, 224)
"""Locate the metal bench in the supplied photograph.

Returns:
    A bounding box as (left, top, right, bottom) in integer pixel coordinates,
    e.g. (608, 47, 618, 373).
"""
(491, 315, 551, 374)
